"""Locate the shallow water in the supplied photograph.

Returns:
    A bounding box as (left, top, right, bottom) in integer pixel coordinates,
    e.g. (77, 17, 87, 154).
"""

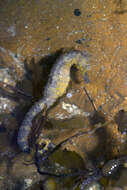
(1, 0, 127, 189)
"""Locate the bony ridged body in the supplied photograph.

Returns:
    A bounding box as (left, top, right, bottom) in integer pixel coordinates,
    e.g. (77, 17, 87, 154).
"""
(17, 50, 90, 152)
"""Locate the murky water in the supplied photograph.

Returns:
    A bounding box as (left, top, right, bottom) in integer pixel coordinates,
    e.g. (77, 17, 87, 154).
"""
(1, 0, 127, 189)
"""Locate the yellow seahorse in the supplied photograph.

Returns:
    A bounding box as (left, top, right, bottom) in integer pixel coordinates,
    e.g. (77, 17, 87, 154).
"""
(17, 50, 90, 152)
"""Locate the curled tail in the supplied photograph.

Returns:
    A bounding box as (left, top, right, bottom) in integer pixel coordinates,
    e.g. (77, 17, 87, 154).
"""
(17, 99, 46, 152)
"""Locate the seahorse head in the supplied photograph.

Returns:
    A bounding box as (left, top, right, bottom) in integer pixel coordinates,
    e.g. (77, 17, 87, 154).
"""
(73, 51, 90, 76)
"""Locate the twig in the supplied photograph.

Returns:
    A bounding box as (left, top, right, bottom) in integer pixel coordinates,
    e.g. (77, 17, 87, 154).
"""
(83, 86, 97, 112)
(40, 120, 113, 161)
(0, 81, 33, 100)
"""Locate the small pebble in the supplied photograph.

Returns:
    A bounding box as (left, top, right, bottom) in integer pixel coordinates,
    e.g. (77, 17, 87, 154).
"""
(76, 39, 82, 44)
(66, 92, 72, 98)
(74, 9, 81, 16)
(23, 178, 32, 189)
(84, 181, 103, 190)
(46, 37, 51, 41)
(43, 178, 57, 190)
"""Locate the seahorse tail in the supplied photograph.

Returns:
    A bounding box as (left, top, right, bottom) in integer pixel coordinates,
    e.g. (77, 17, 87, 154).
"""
(17, 99, 46, 152)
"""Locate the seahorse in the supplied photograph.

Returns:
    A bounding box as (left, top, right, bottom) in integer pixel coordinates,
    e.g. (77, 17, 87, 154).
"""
(17, 50, 90, 152)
